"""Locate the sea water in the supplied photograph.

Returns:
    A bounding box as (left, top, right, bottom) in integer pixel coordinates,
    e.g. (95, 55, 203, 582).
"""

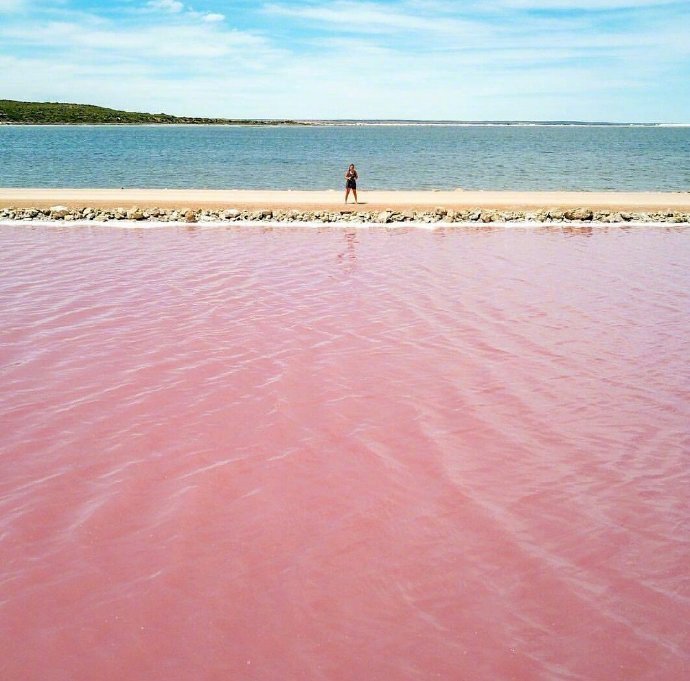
(1, 123, 689, 190)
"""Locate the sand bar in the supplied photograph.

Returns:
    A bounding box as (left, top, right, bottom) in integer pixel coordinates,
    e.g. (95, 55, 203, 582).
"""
(1, 188, 689, 212)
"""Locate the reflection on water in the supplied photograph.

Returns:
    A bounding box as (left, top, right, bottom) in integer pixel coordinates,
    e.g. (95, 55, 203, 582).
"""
(337, 230, 358, 273)
(0, 224, 689, 681)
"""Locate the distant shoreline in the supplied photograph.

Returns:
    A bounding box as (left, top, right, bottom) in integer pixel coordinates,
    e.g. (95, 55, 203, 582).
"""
(2, 122, 688, 128)
(2, 102, 686, 127)
(0, 122, 308, 127)
(0, 99, 305, 126)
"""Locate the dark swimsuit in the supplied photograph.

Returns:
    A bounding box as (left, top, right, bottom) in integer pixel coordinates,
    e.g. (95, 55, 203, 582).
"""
(346, 172, 357, 189)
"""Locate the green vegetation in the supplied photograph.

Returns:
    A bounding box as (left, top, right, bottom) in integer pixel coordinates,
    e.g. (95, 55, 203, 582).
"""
(0, 100, 304, 125)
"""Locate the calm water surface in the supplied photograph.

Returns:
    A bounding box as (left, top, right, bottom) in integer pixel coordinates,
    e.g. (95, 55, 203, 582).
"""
(1, 224, 689, 681)
(1, 124, 689, 190)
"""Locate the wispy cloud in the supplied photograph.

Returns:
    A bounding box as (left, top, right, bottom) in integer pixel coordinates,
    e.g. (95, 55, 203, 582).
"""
(146, 0, 225, 23)
(147, 0, 183, 12)
(3, 20, 272, 60)
(0, 0, 688, 121)
(0, 0, 24, 12)
(493, 0, 681, 9)
(263, 1, 484, 36)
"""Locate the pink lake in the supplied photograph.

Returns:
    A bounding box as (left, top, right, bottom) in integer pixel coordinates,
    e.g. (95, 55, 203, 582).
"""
(1, 224, 689, 681)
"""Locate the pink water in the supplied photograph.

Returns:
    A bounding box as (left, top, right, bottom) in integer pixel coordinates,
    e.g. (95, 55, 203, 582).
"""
(1, 224, 689, 681)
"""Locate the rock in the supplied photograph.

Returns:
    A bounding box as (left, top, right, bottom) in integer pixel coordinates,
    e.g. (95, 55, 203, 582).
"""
(503, 211, 521, 222)
(3, 205, 670, 226)
(49, 205, 70, 219)
(564, 208, 594, 221)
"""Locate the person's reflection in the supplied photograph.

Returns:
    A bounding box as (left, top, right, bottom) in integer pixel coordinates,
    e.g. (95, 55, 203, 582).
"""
(337, 229, 358, 273)
(562, 225, 595, 237)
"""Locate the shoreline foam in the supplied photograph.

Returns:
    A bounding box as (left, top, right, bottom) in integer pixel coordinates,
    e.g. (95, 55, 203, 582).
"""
(1, 220, 686, 231)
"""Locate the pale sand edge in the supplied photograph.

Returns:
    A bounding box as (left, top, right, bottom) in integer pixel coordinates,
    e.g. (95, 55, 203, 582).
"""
(1, 189, 689, 212)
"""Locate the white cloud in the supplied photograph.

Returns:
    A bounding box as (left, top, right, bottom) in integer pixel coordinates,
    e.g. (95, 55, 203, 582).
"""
(147, 0, 184, 12)
(0, 0, 23, 13)
(263, 1, 485, 36)
(147, 1, 225, 23)
(495, 0, 679, 8)
(203, 12, 225, 22)
(186, 9, 226, 22)
(2, 20, 275, 60)
(0, 0, 687, 120)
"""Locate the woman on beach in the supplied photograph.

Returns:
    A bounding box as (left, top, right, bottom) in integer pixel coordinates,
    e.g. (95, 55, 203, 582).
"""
(345, 164, 359, 204)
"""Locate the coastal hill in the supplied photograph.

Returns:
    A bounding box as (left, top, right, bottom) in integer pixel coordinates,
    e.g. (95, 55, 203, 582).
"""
(0, 101, 645, 126)
(0, 100, 302, 125)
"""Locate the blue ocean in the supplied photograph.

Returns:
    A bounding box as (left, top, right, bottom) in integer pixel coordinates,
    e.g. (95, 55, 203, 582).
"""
(1, 124, 688, 191)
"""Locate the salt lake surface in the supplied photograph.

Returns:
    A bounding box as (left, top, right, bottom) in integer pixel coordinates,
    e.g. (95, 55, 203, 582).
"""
(1, 224, 689, 680)
(1, 124, 690, 190)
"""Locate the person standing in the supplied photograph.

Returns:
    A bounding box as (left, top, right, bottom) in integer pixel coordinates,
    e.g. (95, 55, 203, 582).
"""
(344, 164, 359, 204)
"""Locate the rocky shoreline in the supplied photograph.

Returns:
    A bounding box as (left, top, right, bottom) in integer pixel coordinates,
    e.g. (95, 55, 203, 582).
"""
(1, 205, 689, 224)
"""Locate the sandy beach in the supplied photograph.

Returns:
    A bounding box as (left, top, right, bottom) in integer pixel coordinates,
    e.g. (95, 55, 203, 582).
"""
(2, 188, 690, 212)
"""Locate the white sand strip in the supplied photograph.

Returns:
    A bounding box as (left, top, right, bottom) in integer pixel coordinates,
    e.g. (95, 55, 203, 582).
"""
(1, 188, 689, 212)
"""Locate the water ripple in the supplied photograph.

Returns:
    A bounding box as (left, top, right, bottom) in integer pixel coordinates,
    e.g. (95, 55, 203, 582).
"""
(0, 224, 689, 681)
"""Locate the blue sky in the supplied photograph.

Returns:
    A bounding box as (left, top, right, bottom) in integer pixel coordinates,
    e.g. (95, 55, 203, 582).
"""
(1, 0, 688, 121)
